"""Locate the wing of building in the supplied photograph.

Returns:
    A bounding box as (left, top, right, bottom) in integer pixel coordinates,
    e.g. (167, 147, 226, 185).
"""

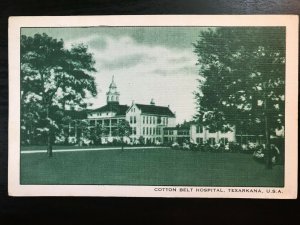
(66, 76, 177, 144)
(64, 76, 261, 146)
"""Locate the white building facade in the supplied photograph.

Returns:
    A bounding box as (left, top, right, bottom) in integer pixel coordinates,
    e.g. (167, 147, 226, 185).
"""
(73, 76, 176, 144)
(67, 77, 237, 146)
(190, 124, 236, 145)
(126, 101, 176, 144)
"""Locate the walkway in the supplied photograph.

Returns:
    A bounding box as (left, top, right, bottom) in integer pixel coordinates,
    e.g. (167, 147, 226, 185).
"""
(21, 146, 170, 154)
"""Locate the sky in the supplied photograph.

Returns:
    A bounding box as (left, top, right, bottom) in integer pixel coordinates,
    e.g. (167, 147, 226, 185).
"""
(22, 27, 208, 123)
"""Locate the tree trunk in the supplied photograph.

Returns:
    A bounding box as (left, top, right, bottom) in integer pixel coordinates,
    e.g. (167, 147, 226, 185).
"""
(47, 131, 53, 157)
(46, 106, 53, 157)
(264, 113, 272, 169)
(263, 82, 272, 169)
(121, 136, 124, 151)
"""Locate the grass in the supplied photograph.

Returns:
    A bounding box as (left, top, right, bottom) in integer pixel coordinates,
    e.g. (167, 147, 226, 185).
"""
(20, 147, 284, 187)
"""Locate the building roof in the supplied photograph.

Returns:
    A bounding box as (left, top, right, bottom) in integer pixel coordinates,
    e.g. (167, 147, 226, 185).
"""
(64, 110, 88, 120)
(135, 104, 175, 117)
(92, 102, 129, 116)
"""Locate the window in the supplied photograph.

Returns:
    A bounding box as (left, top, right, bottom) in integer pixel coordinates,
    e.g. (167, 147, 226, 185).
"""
(146, 116, 148, 124)
(157, 116, 161, 124)
(146, 127, 149, 135)
(143, 127, 145, 135)
(150, 117, 152, 124)
(143, 116, 145, 124)
(133, 116, 136, 124)
(164, 130, 168, 135)
(221, 137, 229, 144)
(130, 116, 133, 124)
(209, 138, 215, 145)
(157, 127, 161, 135)
(196, 125, 203, 133)
(153, 128, 156, 135)
(132, 127, 136, 135)
(153, 117, 156, 124)
(196, 137, 203, 144)
(150, 127, 152, 135)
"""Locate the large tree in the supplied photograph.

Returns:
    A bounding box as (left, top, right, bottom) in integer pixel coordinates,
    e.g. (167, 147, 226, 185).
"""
(21, 33, 97, 156)
(193, 27, 285, 168)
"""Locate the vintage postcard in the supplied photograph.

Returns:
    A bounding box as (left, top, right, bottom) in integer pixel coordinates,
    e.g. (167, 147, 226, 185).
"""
(8, 15, 298, 198)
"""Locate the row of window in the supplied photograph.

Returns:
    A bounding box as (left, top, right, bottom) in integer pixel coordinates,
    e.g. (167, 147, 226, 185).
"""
(86, 115, 169, 125)
(196, 137, 229, 145)
(142, 127, 161, 136)
(107, 95, 119, 102)
(142, 116, 168, 125)
(143, 137, 161, 143)
(88, 119, 124, 126)
(164, 130, 174, 135)
(178, 131, 189, 135)
(163, 130, 189, 135)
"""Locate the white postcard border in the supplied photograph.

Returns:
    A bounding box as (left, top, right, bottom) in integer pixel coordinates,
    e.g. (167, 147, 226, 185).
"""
(8, 15, 298, 198)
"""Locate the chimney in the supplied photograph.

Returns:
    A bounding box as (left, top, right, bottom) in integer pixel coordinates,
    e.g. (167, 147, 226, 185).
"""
(150, 98, 155, 105)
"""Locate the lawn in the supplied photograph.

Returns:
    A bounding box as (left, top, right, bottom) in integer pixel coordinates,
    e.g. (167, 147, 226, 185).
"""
(20, 147, 284, 187)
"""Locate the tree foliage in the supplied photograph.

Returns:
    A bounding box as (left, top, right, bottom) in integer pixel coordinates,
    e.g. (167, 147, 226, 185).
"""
(21, 33, 97, 155)
(116, 120, 132, 150)
(193, 27, 285, 135)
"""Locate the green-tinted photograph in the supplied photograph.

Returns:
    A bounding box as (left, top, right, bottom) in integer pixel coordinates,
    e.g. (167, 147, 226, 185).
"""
(20, 26, 285, 187)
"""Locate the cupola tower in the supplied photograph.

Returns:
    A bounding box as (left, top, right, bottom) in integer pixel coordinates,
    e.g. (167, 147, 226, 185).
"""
(106, 75, 120, 104)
